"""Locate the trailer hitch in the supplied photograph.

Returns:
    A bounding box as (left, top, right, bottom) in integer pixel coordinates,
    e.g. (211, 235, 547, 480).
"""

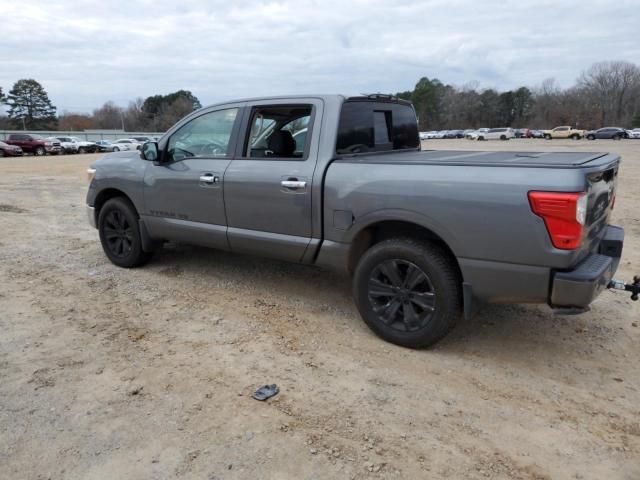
(608, 276, 640, 301)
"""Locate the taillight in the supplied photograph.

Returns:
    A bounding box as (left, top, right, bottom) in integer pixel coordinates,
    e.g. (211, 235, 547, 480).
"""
(528, 191, 587, 250)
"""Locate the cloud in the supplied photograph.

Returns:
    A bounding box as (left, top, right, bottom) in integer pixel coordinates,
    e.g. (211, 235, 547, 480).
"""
(1, 0, 639, 112)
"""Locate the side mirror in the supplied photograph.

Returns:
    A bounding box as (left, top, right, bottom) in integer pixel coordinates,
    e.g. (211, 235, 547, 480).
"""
(140, 141, 159, 162)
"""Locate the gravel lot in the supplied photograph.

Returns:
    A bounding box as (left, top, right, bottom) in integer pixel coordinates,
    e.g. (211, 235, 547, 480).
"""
(1, 139, 639, 480)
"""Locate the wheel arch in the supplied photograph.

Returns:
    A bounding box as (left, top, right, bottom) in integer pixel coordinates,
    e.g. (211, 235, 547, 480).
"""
(345, 216, 461, 278)
(93, 188, 138, 222)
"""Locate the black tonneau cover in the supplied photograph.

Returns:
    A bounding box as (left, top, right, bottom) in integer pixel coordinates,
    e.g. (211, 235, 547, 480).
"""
(337, 150, 618, 168)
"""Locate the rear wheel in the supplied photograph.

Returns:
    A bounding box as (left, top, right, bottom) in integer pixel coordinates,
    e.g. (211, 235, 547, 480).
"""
(500, 135, 507, 140)
(98, 197, 152, 268)
(587, 134, 595, 140)
(353, 238, 462, 348)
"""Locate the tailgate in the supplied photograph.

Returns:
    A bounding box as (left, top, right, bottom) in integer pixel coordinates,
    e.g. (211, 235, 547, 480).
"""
(581, 160, 619, 253)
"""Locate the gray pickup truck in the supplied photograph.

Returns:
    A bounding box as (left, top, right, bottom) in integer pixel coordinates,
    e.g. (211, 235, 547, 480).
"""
(86, 94, 635, 348)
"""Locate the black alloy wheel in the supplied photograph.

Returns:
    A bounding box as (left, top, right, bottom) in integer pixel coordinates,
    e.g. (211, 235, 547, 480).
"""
(98, 197, 152, 267)
(353, 238, 462, 348)
(367, 259, 436, 332)
(102, 209, 134, 259)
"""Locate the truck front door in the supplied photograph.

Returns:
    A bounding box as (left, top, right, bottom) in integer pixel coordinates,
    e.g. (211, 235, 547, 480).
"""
(142, 105, 243, 249)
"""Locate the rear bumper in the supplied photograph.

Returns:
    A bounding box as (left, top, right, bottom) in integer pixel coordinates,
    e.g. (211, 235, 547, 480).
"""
(550, 225, 623, 308)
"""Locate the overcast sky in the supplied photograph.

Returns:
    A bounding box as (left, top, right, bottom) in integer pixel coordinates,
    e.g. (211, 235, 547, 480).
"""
(2, 0, 639, 113)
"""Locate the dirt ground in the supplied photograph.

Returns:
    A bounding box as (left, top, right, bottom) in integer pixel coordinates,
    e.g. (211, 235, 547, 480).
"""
(1, 139, 639, 480)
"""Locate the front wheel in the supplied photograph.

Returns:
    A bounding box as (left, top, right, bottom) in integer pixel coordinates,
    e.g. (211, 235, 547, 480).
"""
(544, 134, 551, 140)
(587, 135, 595, 140)
(113, 146, 120, 152)
(35, 146, 46, 156)
(353, 238, 462, 348)
(98, 197, 152, 268)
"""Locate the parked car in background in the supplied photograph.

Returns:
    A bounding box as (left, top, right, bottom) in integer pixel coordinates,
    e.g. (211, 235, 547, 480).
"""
(477, 128, 514, 141)
(585, 127, 628, 140)
(0, 140, 23, 157)
(466, 128, 489, 140)
(46, 137, 66, 154)
(69, 136, 98, 153)
(5, 133, 62, 156)
(55, 136, 80, 154)
(542, 126, 584, 140)
(130, 136, 155, 144)
(95, 140, 120, 152)
(530, 129, 545, 138)
(515, 128, 531, 138)
(111, 139, 138, 151)
(445, 129, 464, 139)
(627, 128, 640, 139)
(419, 132, 429, 140)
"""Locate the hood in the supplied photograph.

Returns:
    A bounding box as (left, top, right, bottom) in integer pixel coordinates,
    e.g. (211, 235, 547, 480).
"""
(90, 150, 141, 169)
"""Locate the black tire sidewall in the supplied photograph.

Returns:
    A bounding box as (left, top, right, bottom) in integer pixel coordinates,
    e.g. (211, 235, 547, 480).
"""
(353, 239, 461, 348)
(98, 197, 150, 268)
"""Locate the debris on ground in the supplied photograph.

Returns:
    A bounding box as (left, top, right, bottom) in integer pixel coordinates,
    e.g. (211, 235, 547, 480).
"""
(252, 384, 279, 401)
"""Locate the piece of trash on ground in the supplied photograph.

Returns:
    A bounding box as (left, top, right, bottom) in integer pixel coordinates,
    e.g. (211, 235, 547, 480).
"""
(252, 384, 279, 401)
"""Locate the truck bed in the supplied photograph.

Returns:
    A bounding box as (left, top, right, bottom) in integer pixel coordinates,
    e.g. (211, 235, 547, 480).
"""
(336, 150, 618, 168)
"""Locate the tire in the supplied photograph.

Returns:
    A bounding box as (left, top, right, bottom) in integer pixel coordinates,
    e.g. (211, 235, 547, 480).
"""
(477, 136, 484, 141)
(353, 238, 462, 348)
(613, 134, 622, 140)
(544, 134, 551, 140)
(587, 135, 595, 140)
(0, 150, 4, 157)
(98, 197, 152, 268)
(500, 135, 506, 140)
(79, 147, 86, 154)
(35, 146, 46, 156)
(113, 147, 120, 152)
(570, 134, 579, 140)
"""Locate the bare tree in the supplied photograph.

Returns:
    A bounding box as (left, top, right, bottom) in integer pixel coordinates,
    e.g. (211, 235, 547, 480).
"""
(92, 101, 125, 130)
(578, 61, 640, 127)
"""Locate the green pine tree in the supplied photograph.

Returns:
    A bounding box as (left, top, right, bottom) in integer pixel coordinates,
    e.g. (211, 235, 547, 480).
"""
(6, 79, 57, 130)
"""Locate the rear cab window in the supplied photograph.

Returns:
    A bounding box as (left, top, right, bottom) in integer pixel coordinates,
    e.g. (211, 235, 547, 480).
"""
(336, 98, 419, 155)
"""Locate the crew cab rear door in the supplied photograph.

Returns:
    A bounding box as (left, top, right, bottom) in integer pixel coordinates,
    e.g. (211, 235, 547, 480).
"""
(223, 98, 323, 262)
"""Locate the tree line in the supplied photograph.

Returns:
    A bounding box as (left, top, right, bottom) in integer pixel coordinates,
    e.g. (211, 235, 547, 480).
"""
(1, 60, 639, 132)
(0, 80, 202, 132)
(397, 61, 640, 130)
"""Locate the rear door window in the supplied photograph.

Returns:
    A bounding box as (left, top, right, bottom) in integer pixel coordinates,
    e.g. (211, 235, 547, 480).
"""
(244, 105, 312, 159)
(336, 100, 419, 155)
